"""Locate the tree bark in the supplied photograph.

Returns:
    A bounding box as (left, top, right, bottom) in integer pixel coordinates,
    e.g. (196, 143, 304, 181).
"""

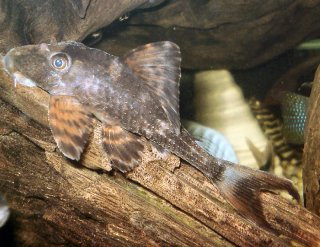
(303, 65, 320, 217)
(0, 63, 320, 246)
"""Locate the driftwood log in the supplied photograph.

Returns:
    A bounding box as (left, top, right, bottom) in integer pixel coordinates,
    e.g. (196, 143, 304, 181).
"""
(0, 0, 163, 54)
(303, 66, 320, 217)
(2, 1, 320, 71)
(96, 0, 320, 69)
(0, 62, 320, 245)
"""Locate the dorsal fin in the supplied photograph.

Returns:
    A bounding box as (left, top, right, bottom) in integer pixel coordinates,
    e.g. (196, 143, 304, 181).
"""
(120, 41, 181, 130)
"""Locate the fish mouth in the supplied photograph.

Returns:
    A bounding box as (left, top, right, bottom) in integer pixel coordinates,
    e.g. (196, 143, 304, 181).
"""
(2, 51, 37, 88)
(2, 49, 15, 74)
(11, 71, 37, 87)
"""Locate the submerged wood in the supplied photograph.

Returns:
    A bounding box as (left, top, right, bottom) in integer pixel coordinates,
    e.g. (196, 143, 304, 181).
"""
(2, 1, 320, 70)
(303, 66, 320, 217)
(0, 64, 320, 246)
(96, 0, 320, 69)
(0, 0, 161, 54)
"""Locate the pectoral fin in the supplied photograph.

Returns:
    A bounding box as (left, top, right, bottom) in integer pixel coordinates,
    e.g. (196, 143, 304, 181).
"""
(102, 125, 145, 173)
(49, 96, 93, 160)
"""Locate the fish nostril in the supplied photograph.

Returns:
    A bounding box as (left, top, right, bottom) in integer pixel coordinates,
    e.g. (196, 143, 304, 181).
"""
(40, 43, 49, 52)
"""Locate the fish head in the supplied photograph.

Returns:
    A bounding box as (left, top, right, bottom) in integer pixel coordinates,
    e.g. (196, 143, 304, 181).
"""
(3, 41, 111, 96)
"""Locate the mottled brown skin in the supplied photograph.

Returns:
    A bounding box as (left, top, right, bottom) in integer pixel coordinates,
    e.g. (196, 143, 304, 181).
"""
(3, 41, 300, 229)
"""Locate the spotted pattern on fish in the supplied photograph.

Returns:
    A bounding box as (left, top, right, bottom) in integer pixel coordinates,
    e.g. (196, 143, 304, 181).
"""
(3, 41, 300, 229)
(281, 92, 309, 145)
(120, 42, 181, 132)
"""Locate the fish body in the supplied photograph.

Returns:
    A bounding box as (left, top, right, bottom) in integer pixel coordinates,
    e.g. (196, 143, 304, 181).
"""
(3, 41, 299, 227)
(249, 98, 302, 161)
(280, 92, 309, 145)
(249, 98, 303, 198)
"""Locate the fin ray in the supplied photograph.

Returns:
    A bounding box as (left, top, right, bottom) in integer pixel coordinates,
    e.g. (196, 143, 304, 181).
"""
(215, 161, 300, 227)
(102, 125, 145, 173)
(120, 41, 181, 131)
(166, 129, 300, 228)
(49, 96, 93, 160)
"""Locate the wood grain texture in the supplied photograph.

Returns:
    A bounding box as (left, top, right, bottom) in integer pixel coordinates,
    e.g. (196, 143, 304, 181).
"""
(96, 0, 320, 69)
(0, 63, 320, 246)
(303, 65, 320, 217)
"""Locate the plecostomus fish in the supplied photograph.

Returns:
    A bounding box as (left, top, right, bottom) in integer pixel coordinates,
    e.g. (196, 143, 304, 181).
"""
(2, 41, 299, 227)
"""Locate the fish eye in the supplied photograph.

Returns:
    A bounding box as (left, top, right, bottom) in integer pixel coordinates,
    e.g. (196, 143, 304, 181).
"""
(51, 53, 70, 70)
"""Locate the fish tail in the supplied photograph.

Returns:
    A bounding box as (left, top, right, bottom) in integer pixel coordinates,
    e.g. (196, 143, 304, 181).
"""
(174, 129, 300, 227)
(214, 160, 300, 227)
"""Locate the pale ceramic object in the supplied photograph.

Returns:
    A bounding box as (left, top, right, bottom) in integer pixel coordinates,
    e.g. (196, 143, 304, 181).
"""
(0, 194, 9, 228)
(194, 70, 268, 169)
(183, 120, 238, 163)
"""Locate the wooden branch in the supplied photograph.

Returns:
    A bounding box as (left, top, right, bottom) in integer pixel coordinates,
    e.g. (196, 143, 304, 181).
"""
(303, 65, 320, 217)
(0, 62, 320, 246)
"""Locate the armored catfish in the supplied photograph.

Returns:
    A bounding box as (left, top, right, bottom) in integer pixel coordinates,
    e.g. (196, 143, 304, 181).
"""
(2, 41, 299, 227)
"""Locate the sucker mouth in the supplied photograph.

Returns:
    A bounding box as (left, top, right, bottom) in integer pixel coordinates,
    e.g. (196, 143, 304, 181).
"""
(2, 51, 37, 88)
(11, 71, 37, 87)
(2, 50, 15, 73)
(1, 54, 11, 76)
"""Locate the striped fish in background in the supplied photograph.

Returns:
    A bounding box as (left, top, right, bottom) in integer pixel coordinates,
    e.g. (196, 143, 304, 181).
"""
(248, 98, 303, 199)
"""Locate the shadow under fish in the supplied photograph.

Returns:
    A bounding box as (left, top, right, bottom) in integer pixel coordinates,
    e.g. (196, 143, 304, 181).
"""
(2, 40, 300, 229)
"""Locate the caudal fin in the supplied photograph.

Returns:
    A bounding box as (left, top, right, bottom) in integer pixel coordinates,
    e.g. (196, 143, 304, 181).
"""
(167, 129, 300, 228)
(215, 162, 300, 227)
